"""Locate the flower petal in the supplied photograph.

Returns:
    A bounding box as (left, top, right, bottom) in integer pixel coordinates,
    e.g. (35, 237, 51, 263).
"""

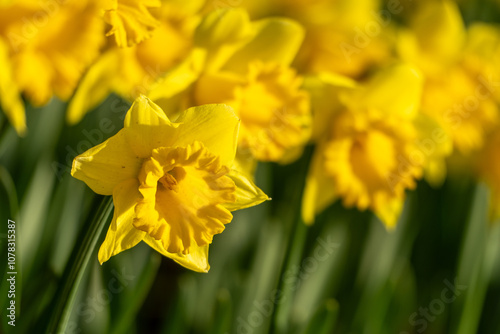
(148, 48, 205, 104)
(223, 168, 269, 211)
(411, 0, 465, 67)
(144, 236, 210, 272)
(353, 64, 423, 119)
(194, 8, 252, 49)
(124, 94, 172, 127)
(98, 179, 145, 264)
(67, 49, 133, 125)
(373, 197, 404, 230)
(222, 18, 305, 74)
(174, 104, 240, 166)
(302, 142, 338, 224)
(304, 72, 357, 141)
(122, 96, 180, 158)
(71, 129, 143, 195)
(194, 8, 253, 71)
(0, 38, 25, 135)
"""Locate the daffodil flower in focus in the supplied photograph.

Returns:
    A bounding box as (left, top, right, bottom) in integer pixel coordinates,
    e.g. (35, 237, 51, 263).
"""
(302, 64, 448, 228)
(149, 8, 311, 168)
(71, 96, 269, 272)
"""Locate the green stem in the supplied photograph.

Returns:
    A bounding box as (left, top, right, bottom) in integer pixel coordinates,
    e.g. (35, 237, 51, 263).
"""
(272, 214, 309, 334)
(45, 196, 114, 334)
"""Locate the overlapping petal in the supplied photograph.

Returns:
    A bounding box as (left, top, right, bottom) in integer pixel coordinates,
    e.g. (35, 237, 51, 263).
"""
(71, 130, 143, 195)
(98, 178, 145, 264)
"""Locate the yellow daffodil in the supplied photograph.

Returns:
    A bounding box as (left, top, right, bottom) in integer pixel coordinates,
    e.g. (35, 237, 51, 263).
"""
(398, 0, 500, 154)
(302, 64, 435, 228)
(267, 0, 395, 78)
(67, 0, 204, 125)
(149, 8, 311, 166)
(103, 0, 161, 47)
(0, 0, 105, 134)
(71, 96, 269, 272)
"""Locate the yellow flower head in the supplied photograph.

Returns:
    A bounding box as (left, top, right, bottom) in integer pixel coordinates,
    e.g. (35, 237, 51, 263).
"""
(103, 0, 161, 47)
(303, 64, 427, 228)
(398, 0, 500, 154)
(150, 9, 311, 165)
(0, 0, 105, 105)
(0, 0, 105, 134)
(71, 96, 268, 272)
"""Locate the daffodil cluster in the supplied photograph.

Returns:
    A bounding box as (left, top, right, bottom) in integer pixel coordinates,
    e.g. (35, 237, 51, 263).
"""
(3, 0, 500, 270)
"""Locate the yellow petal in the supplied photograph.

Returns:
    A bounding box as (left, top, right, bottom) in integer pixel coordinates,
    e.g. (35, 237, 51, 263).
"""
(122, 97, 180, 158)
(98, 179, 145, 264)
(67, 49, 130, 125)
(194, 8, 252, 71)
(104, 0, 161, 47)
(174, 104, 240, 166)
(373, 197, 404, 230)
(222, 18, 305, 74)
(144, 236, 210, 272)
(71, 129, 143, 195)
(223, 168, 269, 211)
(413, 113, 453, 187)
(402, 0, 465, 71)
(194, 71, 243, 105)
(148, 48, 206, 103)
(194, 8, 252, 49)
(302, 142, 338, 224)
(124, 94, 172, 127)
(122, 97, 239, 165)
(0, 38, 25, 135)
(304, 72, 357, 141)
(355, 63, 423, 119)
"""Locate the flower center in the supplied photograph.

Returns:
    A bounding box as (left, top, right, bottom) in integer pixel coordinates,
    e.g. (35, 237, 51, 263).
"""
(158, 169, 182, 192)
(134, 141, 236, 254)
(324, 110, 422, 210)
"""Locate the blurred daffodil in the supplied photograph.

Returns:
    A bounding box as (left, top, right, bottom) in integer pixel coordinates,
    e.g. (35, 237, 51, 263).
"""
(71, 96, 268, 272)
(103, 0, 161, 47)
(398, 0, 500, 154)
(0, 0, 105, 134)
(277, 0, 394, 78)
(150, 9, 311, 166)
(67, 0, 204, 124)
(302, 64, 436, 228)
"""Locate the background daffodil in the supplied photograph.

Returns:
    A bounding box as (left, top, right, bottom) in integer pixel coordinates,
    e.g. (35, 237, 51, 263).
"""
(67, 0, 205, 124)
(71, 96, 269, 272)
(0, 0, 105, 134)
(398, 0, 500, 155)
(302, 64, 428, 228)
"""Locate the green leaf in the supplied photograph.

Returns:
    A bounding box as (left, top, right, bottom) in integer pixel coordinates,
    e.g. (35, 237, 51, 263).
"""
(44, 196, 114, 334)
